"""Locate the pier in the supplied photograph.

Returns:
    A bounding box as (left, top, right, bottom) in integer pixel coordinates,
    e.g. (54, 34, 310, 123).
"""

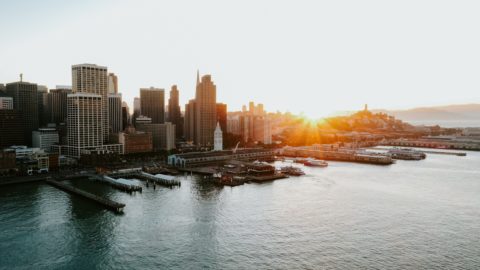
(106, 168, 181, 187)
(281, 148, 394, 165)
(367, 146, 467, 156)
(46, 179, 125, 213)
(98, 175, 142, 192)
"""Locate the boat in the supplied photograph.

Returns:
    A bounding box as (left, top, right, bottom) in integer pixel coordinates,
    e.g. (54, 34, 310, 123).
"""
(293, 157, 308, 164)
(303, 158, 328, 167)
(280, 166, 305, 176)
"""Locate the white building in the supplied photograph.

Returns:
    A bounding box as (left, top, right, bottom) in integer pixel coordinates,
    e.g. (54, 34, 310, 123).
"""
(65, 93, 123, 158)
(32, 128, 59, 152)
(214, 122, 223, 151)
(0, 96, 13, 110)
(72, 64, 109, 142)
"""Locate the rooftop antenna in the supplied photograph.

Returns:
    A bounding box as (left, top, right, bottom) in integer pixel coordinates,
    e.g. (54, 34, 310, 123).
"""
(20, 73, 23, 82)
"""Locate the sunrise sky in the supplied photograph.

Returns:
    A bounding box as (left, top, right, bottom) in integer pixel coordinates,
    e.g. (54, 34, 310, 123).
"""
(1, 0, 480, 118)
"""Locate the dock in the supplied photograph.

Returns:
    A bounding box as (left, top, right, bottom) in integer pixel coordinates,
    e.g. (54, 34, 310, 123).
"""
(106, 169, 181, 187)
(367, 146, 467, 156)
(46, 179, 125, 213)
(99, 175, 142, 192)
(139, 172, 181, 187)
(247, 173, 288, 183)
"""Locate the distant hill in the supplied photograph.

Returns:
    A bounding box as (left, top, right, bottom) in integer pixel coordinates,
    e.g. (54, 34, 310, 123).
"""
(372, 104, 480, 122)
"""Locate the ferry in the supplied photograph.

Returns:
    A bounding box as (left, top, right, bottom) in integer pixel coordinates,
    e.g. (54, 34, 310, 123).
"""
(303, 159, 328, 167)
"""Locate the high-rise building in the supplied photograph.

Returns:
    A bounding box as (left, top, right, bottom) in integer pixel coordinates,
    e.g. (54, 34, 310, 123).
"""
(227, 114, 241, 135)
(122, 101, 130, 129)
(47, 86, 72, 124)
(216, 103, 227, 135)
(168, 85, 183, 139)
(32, 128, 59, 152)
(195, 73, 217, 146)
(72, 64, 109, 142)
(67, 93, 103, 157)
(6, 80, 39, 146)
(0, 96, 13, 110)
(133, 97, 141, 114)
(37, 85, 49, 127)
(0, 110, 25, 148)
(239, 101, 271, 144)
(140, 87, 165, 124)
(214, 122, 223, 151)
(137, 122, 175, 151)
(249, 101, 255, 115)
(0, 84, 5, 93)
(132, 97, 141, 126)
(108, 93, 123, 134)
(184, 99, 196, 142)
(107, 73, 118, 94)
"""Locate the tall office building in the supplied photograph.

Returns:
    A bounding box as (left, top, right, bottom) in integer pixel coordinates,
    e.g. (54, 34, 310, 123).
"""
(216, 103, 227, 135)
(132, 97, 141, 126)
(6, 80, 39, 146)
(108, 93, 123, 134)
(47, 86, 72, 124)
(72, 64, 109, 142)
(133, 97, 141, 114)
(107, 73, 118, 94)
(137, 122, 176, 151)
(195, 73, 217, 146)
(168, 85, 183, 139)
(66, 93, 103, 157)
(37, 85, 49, 127)
(0, 110, 24, 148)
(184, 99, 196, 142)
(239, 101, 271, 144)
(0, 96, 13, 110)
(140, 87, 165, 124)
(122, 101, 130, 129)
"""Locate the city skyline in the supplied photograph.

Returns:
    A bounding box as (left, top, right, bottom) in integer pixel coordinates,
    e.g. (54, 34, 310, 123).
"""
(2, 1, 480, 118)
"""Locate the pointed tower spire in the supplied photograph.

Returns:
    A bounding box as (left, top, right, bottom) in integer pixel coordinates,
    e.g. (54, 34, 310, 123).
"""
(196, 69, 200, 86)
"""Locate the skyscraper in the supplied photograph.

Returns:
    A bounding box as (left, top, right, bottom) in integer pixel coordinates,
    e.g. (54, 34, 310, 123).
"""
(140, 87, 164, 124)
(108, 93, 123, 134)
(6, 80, 39, 146)
(37, 85, 49, 127)
(107, 73, 118, 94)
(47, 86, 72, 124)
(216, 103, 227, 135)
(67, 93, 103, 157)
(195, 73, 217, 146)
(0, 110, 24, 148)
(184, 99, 196, 142)
(168, 85, 183, 139)
(122, 101, 130, 129)
(72, 64, 109, 142)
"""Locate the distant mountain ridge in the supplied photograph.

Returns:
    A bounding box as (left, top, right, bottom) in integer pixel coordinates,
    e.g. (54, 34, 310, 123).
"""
(372, 104, 480, 122)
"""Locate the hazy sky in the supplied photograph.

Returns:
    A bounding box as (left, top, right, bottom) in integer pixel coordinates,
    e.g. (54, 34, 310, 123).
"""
(1, 0, 480, 118)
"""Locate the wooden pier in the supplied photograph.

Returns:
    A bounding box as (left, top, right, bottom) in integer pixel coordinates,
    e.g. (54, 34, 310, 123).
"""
(46, 179, 125, 213)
